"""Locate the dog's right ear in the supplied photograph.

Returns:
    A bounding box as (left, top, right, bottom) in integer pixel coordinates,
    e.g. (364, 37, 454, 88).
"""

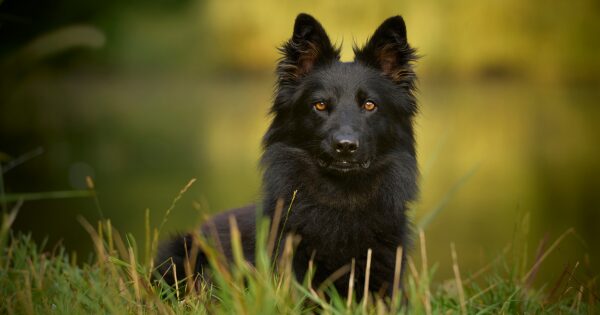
(277, 13, 340, 83)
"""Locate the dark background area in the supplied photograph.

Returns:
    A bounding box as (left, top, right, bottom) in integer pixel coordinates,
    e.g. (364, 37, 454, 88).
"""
(1, 0, 599, 281)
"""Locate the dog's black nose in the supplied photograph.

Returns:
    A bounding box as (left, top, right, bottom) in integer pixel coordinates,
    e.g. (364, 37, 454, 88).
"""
(334, 137, 359, 154)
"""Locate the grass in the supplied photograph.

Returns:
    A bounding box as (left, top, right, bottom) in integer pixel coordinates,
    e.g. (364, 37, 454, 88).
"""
(0, 178, 598, 314)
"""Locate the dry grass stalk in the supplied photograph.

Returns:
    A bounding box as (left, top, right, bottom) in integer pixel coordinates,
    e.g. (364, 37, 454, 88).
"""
(363, 248, 373, 313)
(451, 242, 467, 315)
(391, 246, 403, 313)
(267, 199, 284, 257)
(347, 258, 356, 308)
(419, 229, 432, 315)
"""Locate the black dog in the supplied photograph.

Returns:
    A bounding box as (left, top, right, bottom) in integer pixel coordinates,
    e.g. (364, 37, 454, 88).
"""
(156, 13, 418, 298)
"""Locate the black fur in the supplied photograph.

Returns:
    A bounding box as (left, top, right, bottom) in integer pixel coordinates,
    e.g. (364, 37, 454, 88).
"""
(155, 13, 419, 298)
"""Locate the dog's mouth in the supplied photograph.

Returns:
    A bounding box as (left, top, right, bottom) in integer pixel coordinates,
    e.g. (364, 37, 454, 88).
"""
(317, 157, 371, 173)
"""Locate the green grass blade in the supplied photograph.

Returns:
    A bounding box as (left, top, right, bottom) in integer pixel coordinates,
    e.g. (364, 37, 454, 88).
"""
(0, 190, 93, 203)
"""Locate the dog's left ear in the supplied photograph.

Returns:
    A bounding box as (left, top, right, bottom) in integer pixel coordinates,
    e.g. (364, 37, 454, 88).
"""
(355, 16, 417, 84)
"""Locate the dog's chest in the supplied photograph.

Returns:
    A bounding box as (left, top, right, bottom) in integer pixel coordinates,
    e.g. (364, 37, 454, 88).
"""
(287, 202, 398, 261)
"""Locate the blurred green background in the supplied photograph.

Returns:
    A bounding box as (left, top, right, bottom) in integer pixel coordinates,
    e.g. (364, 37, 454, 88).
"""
(1, 0, 599, 281)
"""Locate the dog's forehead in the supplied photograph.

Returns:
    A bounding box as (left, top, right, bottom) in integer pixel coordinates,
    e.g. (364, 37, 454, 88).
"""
(314, 62, 378, 91)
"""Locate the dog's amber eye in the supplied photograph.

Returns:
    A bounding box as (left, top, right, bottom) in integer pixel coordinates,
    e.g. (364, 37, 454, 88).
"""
(314, 101, 327, 111)
(363, 101, 377, 111)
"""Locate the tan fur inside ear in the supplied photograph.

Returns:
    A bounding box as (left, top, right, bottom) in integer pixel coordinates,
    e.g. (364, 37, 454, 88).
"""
(376, 44, 414, 84)
(297, 42, 320, 76)
(378, 45, 397, 74)
(277, 42, 321, 82)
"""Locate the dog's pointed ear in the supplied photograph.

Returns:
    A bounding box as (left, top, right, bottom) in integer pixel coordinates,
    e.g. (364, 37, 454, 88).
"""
(277, 13, 340, 83)
(354, 16, 417, 84)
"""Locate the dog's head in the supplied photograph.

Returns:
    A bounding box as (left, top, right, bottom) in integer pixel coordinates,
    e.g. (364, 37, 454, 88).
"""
(264, 13, 418, 176)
